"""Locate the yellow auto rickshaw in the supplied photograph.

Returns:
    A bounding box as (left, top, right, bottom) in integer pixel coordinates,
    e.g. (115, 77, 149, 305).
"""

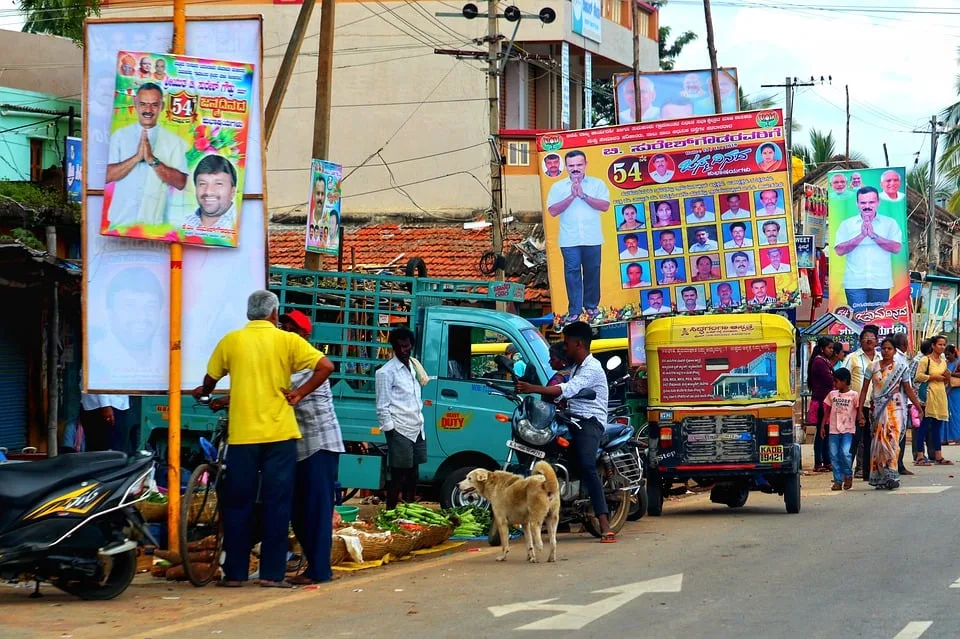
(644, 313, 801, 514)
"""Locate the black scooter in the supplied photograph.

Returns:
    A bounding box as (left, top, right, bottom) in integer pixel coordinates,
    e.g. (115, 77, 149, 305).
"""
(0, 451, 156, 600)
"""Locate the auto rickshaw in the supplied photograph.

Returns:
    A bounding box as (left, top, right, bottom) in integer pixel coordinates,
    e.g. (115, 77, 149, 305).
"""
(644, 313, 802, 515)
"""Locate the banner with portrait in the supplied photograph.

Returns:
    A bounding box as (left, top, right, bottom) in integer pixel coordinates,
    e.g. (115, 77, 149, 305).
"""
(826, 167, 911, 339)
(613, 68, 739, 125)
(306, 159, 343, 256)
(536, 109, 799, 327)
(100, 51, 254, 248)
(66, 136, 82, 204)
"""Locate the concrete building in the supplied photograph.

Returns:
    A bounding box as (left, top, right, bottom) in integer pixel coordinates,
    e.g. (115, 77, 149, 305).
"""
(97, 0, 659, 222)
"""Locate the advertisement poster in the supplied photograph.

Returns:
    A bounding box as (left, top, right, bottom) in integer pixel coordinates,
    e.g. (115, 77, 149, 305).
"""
(613, 68, 738, 125)
(628, 320, 646, 367)
(657, 342, 778, 403)
(100, 51, 254, 248)
(536, 109, 800, 326)
(827, 167, 910, 338)
(66, 136, 82, 204)
(795, 235, 814, 269)
(572, 0, 601, 43)
(305, 159, 343, 256)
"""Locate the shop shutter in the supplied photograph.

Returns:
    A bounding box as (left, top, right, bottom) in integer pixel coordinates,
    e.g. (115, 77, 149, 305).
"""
(0, 324, 28, 451)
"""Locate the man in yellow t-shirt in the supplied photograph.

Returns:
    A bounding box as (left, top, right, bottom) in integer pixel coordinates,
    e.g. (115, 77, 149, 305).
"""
(193, 290, 333, 588)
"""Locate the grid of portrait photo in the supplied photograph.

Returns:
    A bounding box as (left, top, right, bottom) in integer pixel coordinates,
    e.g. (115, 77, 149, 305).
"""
(616, 187, 791, 313)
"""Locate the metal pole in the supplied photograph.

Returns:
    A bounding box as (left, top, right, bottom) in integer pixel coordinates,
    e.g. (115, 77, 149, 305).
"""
(307, 0, 337, 272)
(167, 0, 187, 554)
(845, 84, 850, 168)
(46, 226, 58, 458)
(702, 0, 721, 113)
(487, 0, 504, 287)
(265, 0, 317, 145)
(928, 114, 939, 272)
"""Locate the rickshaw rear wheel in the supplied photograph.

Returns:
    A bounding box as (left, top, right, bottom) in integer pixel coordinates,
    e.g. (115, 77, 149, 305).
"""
(647, 478, 663, 516)
(784, 472, 801, 514)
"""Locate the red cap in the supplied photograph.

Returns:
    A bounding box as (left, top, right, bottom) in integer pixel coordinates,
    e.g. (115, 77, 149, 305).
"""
(279, 310, 312, 335)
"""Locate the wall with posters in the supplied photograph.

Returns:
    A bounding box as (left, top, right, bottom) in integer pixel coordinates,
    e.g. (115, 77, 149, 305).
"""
(613, 68, 739, 125)
(305, 159, 343, 256)
(826, 167, 910, 339)
(536, 110, 800, 325)
(83, 17, 267, 393)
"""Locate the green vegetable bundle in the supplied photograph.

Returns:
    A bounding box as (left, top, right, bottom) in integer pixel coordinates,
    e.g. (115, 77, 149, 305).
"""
(445, 505, 492, 537)
(377, 503, 453, 529)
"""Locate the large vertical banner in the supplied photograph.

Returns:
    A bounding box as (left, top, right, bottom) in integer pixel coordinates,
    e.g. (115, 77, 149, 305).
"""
(65, 136, 82, 204)
(827, 167, 910, 338)
(537, 110, 799, 326)
(613, 68, 739, 125)
(305, 159, 342, 256)
(83, 18, 267, 392)
(100, 51, 253, 248)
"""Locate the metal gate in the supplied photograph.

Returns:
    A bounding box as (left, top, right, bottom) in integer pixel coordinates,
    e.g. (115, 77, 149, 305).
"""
(0, 317, 27, 450)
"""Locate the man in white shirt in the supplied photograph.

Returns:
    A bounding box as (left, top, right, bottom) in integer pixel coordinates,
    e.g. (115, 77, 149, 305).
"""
(680, 286, 706, 312)
(79, 392, 131, 452)
(649, 154, 674, 184)
(760, 219, 784, 245)
(747, 279, 775, 305)
(105, 83, 189, 229)
(720, 193, 751, 220)
(728, 251, 756, 277)
(618, 76, 660, 123)
(547, 151, 611, 321)
(619, 233, 648, 259)
(689, 228, 719, 253)
(830, 173, 850, 199)
(642, 289, 671, 316)
(849, 173, 863, 190)
(834, 186, 903, 311)
(880, 169, 905, 202)
(375, 327, 426, 509)
(685, 197, 716, 224)
(654, 229, 683, 256)
(723, 222, 753, 249)
(757, 189, 785, 217)
(761, 247, 791, 274)
(182, 155, 238, 230)
(713, 282, 739, 309)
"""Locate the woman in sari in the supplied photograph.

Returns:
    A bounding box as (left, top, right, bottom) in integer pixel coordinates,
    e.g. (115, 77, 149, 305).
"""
(943, 344, 960, 445)
(859, 338, 924, 490)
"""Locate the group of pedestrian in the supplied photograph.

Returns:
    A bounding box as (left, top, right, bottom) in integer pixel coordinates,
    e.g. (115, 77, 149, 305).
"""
(809, 325, 956, 493)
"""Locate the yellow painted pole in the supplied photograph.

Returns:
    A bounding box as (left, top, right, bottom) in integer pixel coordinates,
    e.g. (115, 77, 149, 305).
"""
(167, 0, 187, 553)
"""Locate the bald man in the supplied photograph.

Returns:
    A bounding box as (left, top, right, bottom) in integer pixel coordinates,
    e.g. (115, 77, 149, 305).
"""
(880, 170, 905, 203)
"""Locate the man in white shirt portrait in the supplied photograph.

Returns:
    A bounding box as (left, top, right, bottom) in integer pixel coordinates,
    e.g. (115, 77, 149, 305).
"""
(761, 247, 791, 274)
(728, 251, 756, 277)
(757, 189, 785, 217)
(760, 219, 785, 245)
(723, 222, 753, 249)
(685, 197, 716, 224)
(105, 82, 189, 228)
(720, 193, 751, 220)
(547, 150, 611, 321)
(649, 154, 674, 184)
(712, 281, 740, 309)
(880, 169, 905, 202)
(747, 279, 776, 305)
(830, 173, 850, 199)
(689, 227, 719, 253)
(654, 229, 683, 256)
(680, 285, 706, 312)
(642, 289, 671, 316)
(183, 155, 239, 230)
(834, 186, 903, 311)
(618, 76, 660, 123)
(619, 233, 648, 259)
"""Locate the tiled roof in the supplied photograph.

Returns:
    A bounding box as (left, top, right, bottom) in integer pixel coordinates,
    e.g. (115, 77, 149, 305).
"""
(269, 224, 550, 303)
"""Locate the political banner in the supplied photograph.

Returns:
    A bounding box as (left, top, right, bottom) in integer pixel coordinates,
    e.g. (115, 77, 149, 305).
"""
(100, 51, 254, 248)
(826, 167, 910, 338)
(66, 136, 82, 204)
(537, 109, 799, 327)
(305, 159, 343, 256)
(613, 68, 739, 125)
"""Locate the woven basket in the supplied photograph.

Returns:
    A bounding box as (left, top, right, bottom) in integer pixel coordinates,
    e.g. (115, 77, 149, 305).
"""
(136, 501, 168, 522)
(416, 524, 454, 550)
(387, 529, 419, 557)
(187, 492, 218, 523)
(330, 537, 348, 566)
(359, 533, 394, 562)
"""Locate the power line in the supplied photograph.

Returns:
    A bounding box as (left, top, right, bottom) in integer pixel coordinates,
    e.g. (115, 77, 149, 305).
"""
(269, 142, 487, 171)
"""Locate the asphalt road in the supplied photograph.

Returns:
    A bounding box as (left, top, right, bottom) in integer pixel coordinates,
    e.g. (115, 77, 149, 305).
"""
(3, 445, 960, 639)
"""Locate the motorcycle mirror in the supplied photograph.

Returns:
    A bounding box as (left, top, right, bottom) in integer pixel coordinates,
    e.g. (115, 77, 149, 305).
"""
(573, 389, 596, 400)
(606, 355, 623, 370)
(513, 359, 527, 379)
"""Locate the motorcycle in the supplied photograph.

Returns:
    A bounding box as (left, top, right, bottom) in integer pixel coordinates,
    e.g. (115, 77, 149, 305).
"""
(0, 451, 157, 600)
(487, 356, 644, 540)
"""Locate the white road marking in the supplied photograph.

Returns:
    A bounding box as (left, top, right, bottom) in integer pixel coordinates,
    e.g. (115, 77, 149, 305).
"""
(893, 621, 932, 639)
(894, 486, 951, 494)
(950, 576, 960, 589)
(488, 574, 683, 631)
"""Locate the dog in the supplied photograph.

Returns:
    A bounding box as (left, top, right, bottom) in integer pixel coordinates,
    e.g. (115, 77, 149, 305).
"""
(458, 462, 560, 563)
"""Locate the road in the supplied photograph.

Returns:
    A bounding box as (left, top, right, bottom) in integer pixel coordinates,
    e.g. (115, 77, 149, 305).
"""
(3, 445, 960, 639)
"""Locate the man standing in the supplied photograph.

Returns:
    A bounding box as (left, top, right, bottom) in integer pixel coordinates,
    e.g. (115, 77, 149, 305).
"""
(79, 392, 131, 452)
(517, 322, 616, 542)
(547, 150, 611, 322)
(720, 194, 750, 220)
(880, 169, 905, 202)
(376, 327, 426, 509)
(757, 189, 785, 217)
(842, 325, 880, 481)
(194, 291, 334, 588)
(834, 186, 903, 311)
(105, 83, 189, 227)
(182, 155, 238, 229)
(686, 197, 716, 224)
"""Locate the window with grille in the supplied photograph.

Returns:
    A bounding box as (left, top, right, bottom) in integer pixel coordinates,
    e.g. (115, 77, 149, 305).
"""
(506, 140, 530, 166)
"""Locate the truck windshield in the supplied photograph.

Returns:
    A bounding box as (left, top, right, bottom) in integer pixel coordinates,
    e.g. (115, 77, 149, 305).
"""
(521, 328, 556, 379)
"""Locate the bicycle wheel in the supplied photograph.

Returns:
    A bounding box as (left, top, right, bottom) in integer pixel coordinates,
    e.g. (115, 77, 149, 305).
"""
(179, 463, 223, 587)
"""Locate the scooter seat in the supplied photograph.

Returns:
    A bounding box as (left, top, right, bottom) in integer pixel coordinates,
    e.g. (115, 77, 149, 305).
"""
(0, 451, 128, 506)
(599, 424, 632, 449)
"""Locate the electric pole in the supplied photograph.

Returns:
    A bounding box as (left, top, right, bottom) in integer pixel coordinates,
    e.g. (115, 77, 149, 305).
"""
(925, 116, 940, 271)
(307, 0, 337, 271)
(487, 0, 504, 282)
(845, 84, 850, 168)
(702, 0, 721, 113)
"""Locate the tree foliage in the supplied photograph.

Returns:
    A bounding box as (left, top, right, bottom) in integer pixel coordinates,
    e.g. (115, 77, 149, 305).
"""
(16, 0, 100, 45)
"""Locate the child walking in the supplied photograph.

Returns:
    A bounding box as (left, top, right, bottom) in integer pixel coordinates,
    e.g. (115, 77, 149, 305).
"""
(821, 368, 860, 491)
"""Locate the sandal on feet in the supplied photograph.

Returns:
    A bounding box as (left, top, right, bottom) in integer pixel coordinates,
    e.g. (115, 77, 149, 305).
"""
(600, 532, 617, 543)
(936, 458, 954, 465)
(259, 580, 295, 589)
(831, 482, 842, 491)
(843, 477, 853, 490)
(915, 458, 933, 466)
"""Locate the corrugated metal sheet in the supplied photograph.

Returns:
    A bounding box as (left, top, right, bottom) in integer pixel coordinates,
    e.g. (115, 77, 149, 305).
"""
(0, 318, 27, 451)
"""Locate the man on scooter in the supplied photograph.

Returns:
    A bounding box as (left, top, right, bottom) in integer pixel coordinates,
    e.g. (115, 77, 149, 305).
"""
(516, 322, 615, 542)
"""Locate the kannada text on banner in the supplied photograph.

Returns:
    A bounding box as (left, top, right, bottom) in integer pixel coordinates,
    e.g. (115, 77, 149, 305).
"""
(613, 68, 739, 125)
(537, 109, 800, 326)
(100, 51, 253, 248)
(826, 167, 911, 338)
(305, 159, 343, 256)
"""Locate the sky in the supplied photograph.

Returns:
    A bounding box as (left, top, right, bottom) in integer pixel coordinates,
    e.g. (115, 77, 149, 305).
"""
(657, 0, 960, 172)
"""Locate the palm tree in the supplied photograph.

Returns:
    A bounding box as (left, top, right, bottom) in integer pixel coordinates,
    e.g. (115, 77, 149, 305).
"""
(792, 129, 867, 172)
(16, 0, 100, 44)
(907, 161, 953, 202)
(651, 1, 697, 71)
(739, 89, 776, 111)
(937, 46, 960, 212)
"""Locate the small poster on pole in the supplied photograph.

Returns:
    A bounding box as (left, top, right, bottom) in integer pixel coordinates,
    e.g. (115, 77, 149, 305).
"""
(305, 159, 343, 256)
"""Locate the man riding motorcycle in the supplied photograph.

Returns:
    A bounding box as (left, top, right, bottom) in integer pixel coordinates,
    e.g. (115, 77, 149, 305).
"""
(516, 321, 616, 542)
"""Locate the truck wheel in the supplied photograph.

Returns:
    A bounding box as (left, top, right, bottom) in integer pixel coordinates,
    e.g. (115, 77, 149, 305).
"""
(647, 478, 663, 516)
(439, 466, 489, 510)
(784, 471, 801, 514)
(726, 486, 749, 508)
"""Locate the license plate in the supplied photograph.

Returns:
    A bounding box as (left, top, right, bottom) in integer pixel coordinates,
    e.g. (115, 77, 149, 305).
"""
(506, 440, 546, 459)
(760, 445, 784, 463)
